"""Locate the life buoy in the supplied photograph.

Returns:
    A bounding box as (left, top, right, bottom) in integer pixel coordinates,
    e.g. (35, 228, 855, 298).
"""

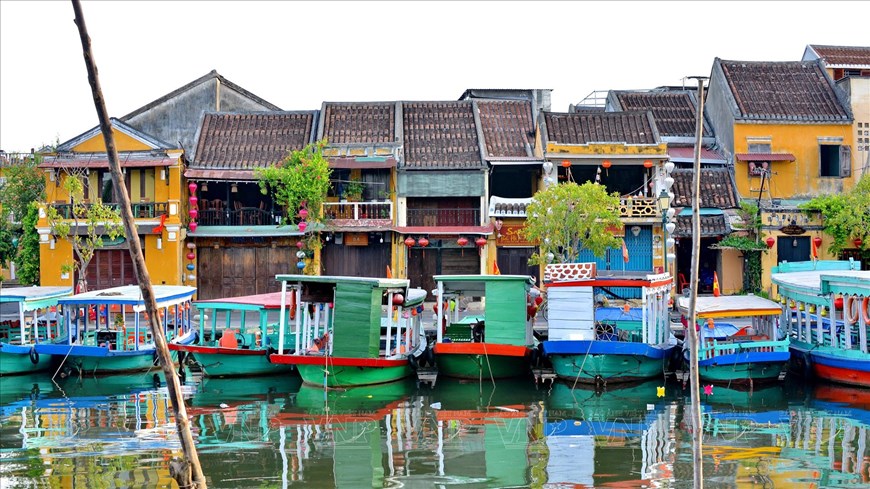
(845, 296, 860, 325)
(29, 348, 39, 365)
(862, 296, 870, 324)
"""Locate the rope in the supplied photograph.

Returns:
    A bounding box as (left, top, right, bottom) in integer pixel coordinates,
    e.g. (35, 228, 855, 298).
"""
(571, 340, 595, 391)
(481, 342, 496, 389)
(51, 345, 75, 382)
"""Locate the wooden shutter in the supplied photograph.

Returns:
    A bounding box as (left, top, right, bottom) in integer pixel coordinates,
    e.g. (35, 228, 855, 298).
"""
(840, 145, 852, 177)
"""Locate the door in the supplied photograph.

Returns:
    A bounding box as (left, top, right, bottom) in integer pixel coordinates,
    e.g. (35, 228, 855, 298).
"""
(197, 245, 293, 299)
(82, 249, 136, 290)
(497, 247, 537, 278)
(321, 241, 392, 277)
(777, 236, 810, 265)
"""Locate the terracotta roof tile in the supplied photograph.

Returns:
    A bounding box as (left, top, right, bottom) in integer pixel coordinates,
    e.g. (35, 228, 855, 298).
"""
(614, 91, 711, 138)
(809, 45, 870, 67)
(321, 102, 396, 144)
(717, 59, 850, 121)
(192, 112, 315, 169)
(544, 111, 658, 145)
(673, 214, 730, 238)
(671, 167, 739, 209)
(476, 100, 536, 158)
(402, 101, 483, 170)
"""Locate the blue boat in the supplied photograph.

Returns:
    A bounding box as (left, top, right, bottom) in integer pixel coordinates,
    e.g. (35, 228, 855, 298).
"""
(35, 285, 197, 375)
(541, 263, 677, 385)
(0, 286, 72, 375)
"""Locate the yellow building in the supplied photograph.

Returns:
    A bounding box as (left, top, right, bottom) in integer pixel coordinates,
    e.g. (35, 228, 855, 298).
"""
(706, 58, 855, 294)
(36, 119, 186, 290)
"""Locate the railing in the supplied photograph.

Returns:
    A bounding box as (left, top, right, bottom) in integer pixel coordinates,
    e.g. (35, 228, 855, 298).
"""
(407, 208, 480, 227)
(323, 201, 393, 221)
(198, 207, 285, 226)
(618, 197, 659, 218)
(50, 202, 168, 219)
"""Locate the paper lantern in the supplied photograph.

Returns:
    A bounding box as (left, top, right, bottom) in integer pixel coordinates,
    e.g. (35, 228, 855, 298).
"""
(188, 182, 197, 194)
(186, 263, 195, 271)
(186, 242, 196, 250)
(834, 297, 843, 310)
(296, 241, 304, 249)
(299, 208, 309, 219)
(457, 237, 468, 247)
(643, 160, 654, 168)
(475, 237, 487, 247)
(404, 237, 416, 247)
(296, 250, 306, 259)
(765, 236, 775, 249)
(188, 221, 197, 233)
(188, 274, 196, 281)
(392, 294, 404, 305)
(188, 196, 198, 209)
(298, 221, 307, 232)
(189, 208, 198, 220)
(664, 161, 675, 173)
(855, 237, 863, 248)
(418, 237, 429, 247)
(561, 160, 571, 168)
(186, 252, 196, 261)
(297, 261, 306, 270)
(813, 236, 822, 248)
(601, 160, 612, 169)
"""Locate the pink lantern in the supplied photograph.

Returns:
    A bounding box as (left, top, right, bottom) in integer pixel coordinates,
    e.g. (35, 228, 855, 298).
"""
(299, 208, 309, 219)
(475, 237, 487, 247)
(189, 208, 198, 220)
(298, 221, 308, 232)
(418, 237, 429, 247)
(189, 196, 198, 207)
(188, 182, 197, 194)
(189, 221, 198, 232)
(457, 237, 468, 247)
(186, 252, 196, 261)
(296, 240, 304, 249)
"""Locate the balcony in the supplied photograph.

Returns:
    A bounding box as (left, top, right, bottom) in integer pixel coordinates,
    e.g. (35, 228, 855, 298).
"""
(619, 197, 659, 218)
(323, 201, 393, 222)
(50, 202, 169, 219)
(198, 204, 289, 226)
(407, 208, 480, 227)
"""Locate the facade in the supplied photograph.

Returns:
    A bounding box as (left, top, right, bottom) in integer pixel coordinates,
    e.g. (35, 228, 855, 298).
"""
(705, 58, 855, 294)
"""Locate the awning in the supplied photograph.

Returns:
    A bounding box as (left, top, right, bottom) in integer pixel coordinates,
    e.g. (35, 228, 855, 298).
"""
(392, 224, 493, 236)
(329, 157, 397, 169)
(735, 153, 795, 162)
(488, 159, 544, 166)
(188, 225, 304, 238)
(184, 169, 256, 181)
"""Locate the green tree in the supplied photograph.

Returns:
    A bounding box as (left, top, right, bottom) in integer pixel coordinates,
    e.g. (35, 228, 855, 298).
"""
(16, 204, 41, 285)
(801, 173, 870, 255)
(523, 181, 623, 265)
(0, 154, 46, 224)
(45, 172, 123, 291)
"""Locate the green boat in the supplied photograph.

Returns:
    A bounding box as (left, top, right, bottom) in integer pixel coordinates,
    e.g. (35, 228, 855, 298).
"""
(269, 275, 427, 388)
(0, 286, 72, 375)
(170, 292, 296, 377)
(432, 275, 535, 380)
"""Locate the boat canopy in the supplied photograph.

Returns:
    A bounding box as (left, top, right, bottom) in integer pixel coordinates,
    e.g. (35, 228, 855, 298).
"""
(677, 295, 782, 318)
(58, 285, 197, 312)
(194, 291, 287, 310)
(0, 286, 72, 312)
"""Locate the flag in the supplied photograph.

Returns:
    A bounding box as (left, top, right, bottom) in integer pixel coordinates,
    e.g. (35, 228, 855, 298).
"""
(493, 262, 501, 275)
(811, 236, 819, 260)
(386, 266, 393, 278)
(622, 239, 630, 263)
(152, 213, 167, 233)
(713, 271, 720, 297)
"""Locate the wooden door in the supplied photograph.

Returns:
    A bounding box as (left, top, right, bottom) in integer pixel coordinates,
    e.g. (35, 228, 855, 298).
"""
(496, 247, 536, 278)
(83, 249, 136, 291)
(322, 241, 391, 278)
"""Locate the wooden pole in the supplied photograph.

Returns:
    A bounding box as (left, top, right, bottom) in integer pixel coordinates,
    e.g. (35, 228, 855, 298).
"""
(69, 2, 207, 487)
(687, 75, 708, 489)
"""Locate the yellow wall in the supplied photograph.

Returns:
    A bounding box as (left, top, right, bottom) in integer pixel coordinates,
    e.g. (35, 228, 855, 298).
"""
(546, 142, 668, 157)
(721, 249, 743, 295)
(71, 129, 152, 152)
(733, 123, 855, 200)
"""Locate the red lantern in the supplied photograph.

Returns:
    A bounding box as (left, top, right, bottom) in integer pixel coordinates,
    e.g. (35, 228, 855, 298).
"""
(188, 182, 197, 194)
(298, 221, 307, 232)
(765, 236, 775, 249)
(404, 237, 416, 248)
(189, 196, 198, 207)
(475, 237, 487, 247)
(561, 160, 571, 168)
(834, 296, 844, 310)
(418, 237, 429, 247)
(601, 160, 612, 169)
(186, 252, 196, 261)
(392, 294, 404, 305)
(299, 208, 309, 219)
(296, 240, 304, 249)
(855, 237, 864, 248)
(189, 221, 198, 233)
(189, 208, 198, 220)
(813, 236, 823, 248)
(457, 237, 468, 247)
(643, 160, 654, 169)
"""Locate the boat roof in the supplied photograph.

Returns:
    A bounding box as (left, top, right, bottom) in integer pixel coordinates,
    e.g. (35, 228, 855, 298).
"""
(677, 295, 782, 318)
(58, 285, 197, 308)
(194, 291, 287, 310)
(434, 274, 535, 295)
(0, 286, 73, 313)
(772, 270, 870, 296)
(275, 274, 411, 290)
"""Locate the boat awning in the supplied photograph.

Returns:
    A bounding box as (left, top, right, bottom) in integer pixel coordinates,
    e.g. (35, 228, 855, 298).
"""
(0, 286, 73, 311)
(734, 153, 796, 162)
(194, 291, 287, 309)
(677, 295, 782, 318)
(58, 285, 196, 311)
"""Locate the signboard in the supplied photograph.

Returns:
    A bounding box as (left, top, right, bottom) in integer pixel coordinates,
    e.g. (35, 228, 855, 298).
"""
(496, 223, 537, 247)
(779, 224, 806, 236)
(344, 232, 369, 246)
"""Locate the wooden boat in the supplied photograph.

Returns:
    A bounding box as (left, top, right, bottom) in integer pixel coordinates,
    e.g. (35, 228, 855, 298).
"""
(771, 259, 870, 388)
(677, 294, 789, 385)
(0, 286, 72, 375)
(34, 285, 197, 375)
(540, 263, 676, 385)
(432, 274, 536, 380)
(169, 292, 296, 377)
(269, 275, 427, 387)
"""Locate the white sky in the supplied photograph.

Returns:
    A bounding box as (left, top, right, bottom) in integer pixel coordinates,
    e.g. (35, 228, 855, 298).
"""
(2, 1, 868, 152)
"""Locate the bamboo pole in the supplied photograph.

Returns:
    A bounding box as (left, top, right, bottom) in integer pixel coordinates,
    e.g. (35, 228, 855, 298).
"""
(69, 2, 207, 487)
(687, 75, 708, 488)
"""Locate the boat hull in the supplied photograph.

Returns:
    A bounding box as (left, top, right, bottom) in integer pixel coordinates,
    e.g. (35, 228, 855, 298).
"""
(170, 344, 294, 377)
(694, 350, 789, 384)
(790, 340, 870, 388)
(433, 343, 531, 380)
(0, 344, 52, 375)
(543, 340, 674, 383)
(269, 354, 410, 387)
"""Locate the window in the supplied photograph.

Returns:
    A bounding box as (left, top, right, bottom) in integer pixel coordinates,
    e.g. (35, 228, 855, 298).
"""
(819, 144, 851, 177)
(748, 142, 771, 153)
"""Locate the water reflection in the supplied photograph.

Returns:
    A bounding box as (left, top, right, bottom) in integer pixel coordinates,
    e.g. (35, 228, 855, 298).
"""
(1, 373, 870, 488)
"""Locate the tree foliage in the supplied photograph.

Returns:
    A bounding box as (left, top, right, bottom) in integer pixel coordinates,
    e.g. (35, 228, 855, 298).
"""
(16, 204, 41, 285)
(45, 173, 122, 291)
(0, 154, 46, 224)
(523, 181, 623, 265)
(801, 173, 870, 254)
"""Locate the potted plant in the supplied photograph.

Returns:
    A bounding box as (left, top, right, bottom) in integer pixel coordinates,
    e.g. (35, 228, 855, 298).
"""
(343, 179, 365, 202)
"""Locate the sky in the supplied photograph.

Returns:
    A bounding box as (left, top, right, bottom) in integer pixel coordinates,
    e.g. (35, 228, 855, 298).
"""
(1, 1, 868, 153)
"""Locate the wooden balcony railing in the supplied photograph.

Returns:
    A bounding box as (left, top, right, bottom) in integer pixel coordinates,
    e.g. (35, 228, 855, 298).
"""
(323, 201, 393, 221)
(618, 197, 659, 218)
(49, 202, 169, 219)
(407, 208, 480, 227)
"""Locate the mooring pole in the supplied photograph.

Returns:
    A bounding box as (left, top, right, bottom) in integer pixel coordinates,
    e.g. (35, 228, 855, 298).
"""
(70, 2, 207, 487)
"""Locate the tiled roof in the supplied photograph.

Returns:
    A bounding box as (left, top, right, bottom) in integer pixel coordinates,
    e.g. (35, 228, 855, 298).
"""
(321, 102, 396, 144)
(667, 146, 726, 163)
(544, 111, 658, 145)
(613, 91, 710, 138)
(671, 167, 739, 209)
(716, 59, 850, 122)
(673, 214, 730, 238)
(402, 101, 483, 170)
(808, 45, 870, 68)
(476, 100, 536, 158)
(191, 112, 315, 169)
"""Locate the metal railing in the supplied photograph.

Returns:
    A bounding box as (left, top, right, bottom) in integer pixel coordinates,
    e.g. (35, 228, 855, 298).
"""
(407, 208, 480, 227)
(198, 207, 286, 226)
(50, 202, 169, 219)
(323, 201, 393, 221)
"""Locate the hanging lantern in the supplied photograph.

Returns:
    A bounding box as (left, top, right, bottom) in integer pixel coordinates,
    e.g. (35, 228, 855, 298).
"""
(189, 221, 198, 233)
(813, 236, 822, 248)
(666, 222, 676, 234)
(643, 160, 654, 169)
(542, 160, 553, 174)
(296, 240, 304, 249)
(546, 252, 555, 263)
(561, 160, 571, 168)
(188, 182, 197, 194)
(666, 253, 676, 263)
(392, 294, 404, 305)
(404, 237, 416, 248)
(457, 237, 468, 247)
(601, 160, 612, 169)
(834, 296, 844, 310)
(664, 161, 675, 173)
(475, 237, 487, 247)
(189, 208, 198, 220)
(808, 304, 816, 314)
(780, 297, 786, 305)
(189, 195, 198, 208)
(297, 261, 306, 270)
(855, 237, 863, 248)
(186, 263, 195, 271)
(299, 208, 309, 220)
(418, 237, 429, 247)
(298, 221, 307, 232)
(186, 252, 196, 261)
(820, 307, 828, 317)
(799, 303, 805, 311)
(765, 236, 775, 249)
(664, 176, 675, 189)
(296, 250, 306, 259)
(666, 237, 675, 249)
(186, 242, 196, 250)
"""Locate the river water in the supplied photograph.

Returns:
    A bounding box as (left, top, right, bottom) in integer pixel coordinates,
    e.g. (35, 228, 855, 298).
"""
(1, 371, 868, 488)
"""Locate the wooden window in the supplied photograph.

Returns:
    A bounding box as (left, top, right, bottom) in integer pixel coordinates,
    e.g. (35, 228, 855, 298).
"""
(820, 144, 851, 178)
